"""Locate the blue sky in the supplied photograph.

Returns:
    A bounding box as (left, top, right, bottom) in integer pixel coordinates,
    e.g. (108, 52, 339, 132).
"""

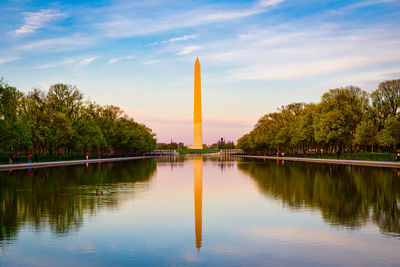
(0, 0, 399, 144)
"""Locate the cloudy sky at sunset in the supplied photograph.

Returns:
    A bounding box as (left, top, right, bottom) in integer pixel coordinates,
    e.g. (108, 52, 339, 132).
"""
(1, 0, 399, 144)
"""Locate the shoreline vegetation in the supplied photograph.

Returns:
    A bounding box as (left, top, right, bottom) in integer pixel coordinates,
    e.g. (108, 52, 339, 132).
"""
(284, 152, 397, 162)
(236, 155, 400, 168)
(0, 79, 156, 163)
(237, 79, 400, 160)
(175, 149, 220, 154)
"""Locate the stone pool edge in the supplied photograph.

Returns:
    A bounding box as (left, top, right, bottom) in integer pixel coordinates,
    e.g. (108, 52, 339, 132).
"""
(0, 156, 159, 171)
(232, 155, 400, 168)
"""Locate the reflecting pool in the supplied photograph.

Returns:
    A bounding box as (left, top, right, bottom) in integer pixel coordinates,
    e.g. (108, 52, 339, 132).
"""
(0, 157, 399, 266)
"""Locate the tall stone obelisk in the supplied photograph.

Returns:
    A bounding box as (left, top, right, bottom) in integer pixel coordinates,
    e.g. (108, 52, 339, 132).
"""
(193, 57, 203, 149)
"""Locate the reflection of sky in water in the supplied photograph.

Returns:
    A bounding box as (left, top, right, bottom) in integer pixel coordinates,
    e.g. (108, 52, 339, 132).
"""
(1, 158, 400, 266)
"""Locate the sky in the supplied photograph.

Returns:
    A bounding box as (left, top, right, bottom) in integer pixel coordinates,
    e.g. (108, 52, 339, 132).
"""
(0, 0, 399, 145)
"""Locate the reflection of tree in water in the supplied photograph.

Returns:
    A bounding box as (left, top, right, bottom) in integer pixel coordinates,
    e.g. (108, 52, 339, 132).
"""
(238, 160, 400, 235)
(0, 159, 156, 247)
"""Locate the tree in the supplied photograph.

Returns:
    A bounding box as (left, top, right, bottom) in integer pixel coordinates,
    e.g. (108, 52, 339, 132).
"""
(46, 84, 84, 155)
(19, 88, 48, 153)
(313, 86, 368, 151)
(0, 80, 157, 156)
(274, 104, 305, 152)
(236, 82, 400, 155)
(291, 104, 316, 153)
(378, 115, 400, 150)
(237, 134, 250, 150)
(0, 79, 23, 149)
(371, 79, 400, 129)
(72, 103, 105, 153)
(354, 120, 378, 152)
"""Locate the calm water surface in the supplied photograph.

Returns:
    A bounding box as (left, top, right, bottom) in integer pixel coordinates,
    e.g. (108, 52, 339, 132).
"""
(0, 157, 399, 266)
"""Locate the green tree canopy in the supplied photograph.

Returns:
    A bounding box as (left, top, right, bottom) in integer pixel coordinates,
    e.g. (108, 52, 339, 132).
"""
(238, 80, 400, 154)
(0, 81, 156, 156)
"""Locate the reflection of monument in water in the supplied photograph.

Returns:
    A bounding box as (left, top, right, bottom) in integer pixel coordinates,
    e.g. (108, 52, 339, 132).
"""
(189, 58, 203, 149)
(193, 157, 203, 251)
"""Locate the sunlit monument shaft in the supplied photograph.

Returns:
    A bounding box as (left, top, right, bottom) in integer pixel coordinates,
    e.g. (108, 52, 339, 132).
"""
(194, 158, 203, 251)
(193, 58, 203, 149)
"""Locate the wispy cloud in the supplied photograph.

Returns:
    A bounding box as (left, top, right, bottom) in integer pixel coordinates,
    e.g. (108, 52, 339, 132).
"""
(169, 34, 196, 42)
(197, 21, 400, 81)
(341, 0, 397, 10)
(34, 56, 100, 70)
(97, 1, 283, 38)
(17, 36, 93, 51)
(34, 57, 79, 69)
(77, 57, 97, 66)
(148, 34, 196, 46)
(178, 46, 203, 55)
(198, 8, 261, 22)
(236, 54, 400, 80)
(108, 58, 120, 65)
(143, 59, 160, 65)
(108, 56, 134, 64)
(13, 9, 66, 36)
(258, 0, 285, 7)
(0, 57, 18, 65)
(68, 56, 98, 72)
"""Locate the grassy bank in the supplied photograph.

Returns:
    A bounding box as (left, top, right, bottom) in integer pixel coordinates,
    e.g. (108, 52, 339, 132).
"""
(0, 152, 144, 164)
(176, 149, 220, 154)
(284, 152, 397, 162)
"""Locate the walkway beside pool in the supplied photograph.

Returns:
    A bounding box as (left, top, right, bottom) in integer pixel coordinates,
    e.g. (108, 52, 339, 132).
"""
(0, 156, 159, 171)
(3, 154, 400, 171)
(233, 155, 400, 168)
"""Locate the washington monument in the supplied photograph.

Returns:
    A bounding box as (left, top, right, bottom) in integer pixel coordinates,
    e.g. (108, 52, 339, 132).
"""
(192, 57, 203, 149)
